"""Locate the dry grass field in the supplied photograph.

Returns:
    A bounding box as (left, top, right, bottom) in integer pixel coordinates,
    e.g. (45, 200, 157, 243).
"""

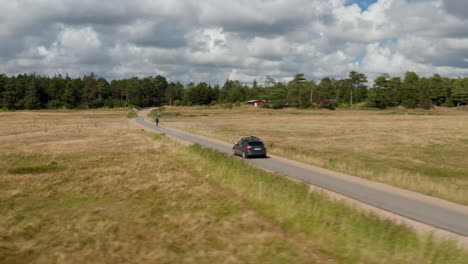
(1, 109, 467, 264)
(0, 109, 317, 263)
(156, 106, 468, 205)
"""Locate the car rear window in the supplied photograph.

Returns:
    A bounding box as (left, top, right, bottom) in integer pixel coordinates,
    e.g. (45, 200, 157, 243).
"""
(248, 141, 264, 146)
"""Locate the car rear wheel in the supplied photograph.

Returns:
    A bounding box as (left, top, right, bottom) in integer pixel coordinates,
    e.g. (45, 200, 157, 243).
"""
(242, 151, 248, 159)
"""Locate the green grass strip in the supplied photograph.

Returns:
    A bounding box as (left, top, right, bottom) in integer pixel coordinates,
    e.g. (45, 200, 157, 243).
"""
(8, 164, 65, 175)
(182, 144, 468, 264)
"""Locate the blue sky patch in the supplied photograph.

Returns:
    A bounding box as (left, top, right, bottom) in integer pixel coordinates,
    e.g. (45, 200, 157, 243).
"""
(345, 0, 378, 11)
(353, 55, 365, 64)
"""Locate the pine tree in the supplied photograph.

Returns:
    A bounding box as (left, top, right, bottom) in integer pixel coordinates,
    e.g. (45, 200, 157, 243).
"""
(2, 77, 19, 109)
(166, 82, 183, 105)
(453, 78, 468, 108)
(23, 79, 41, 109)
(368, 75, 390, 108)
(287, 73, 306, 102)
(429, 74, 447, 105)
(317, 77, 335, 101)
(62, 78, 82, 109)
(82, 72, 98, 107)
(387, 77, 401, 106)
(269, 82, 287, 109)
(418, 78, 432, 109)
(0, 74, 6, 109)
(348, 71, 368, 105)
(401, 72, 420, 108)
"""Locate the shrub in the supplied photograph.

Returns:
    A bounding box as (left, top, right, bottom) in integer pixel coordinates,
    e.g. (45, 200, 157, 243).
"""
(126, 110, 138, 118)
(337, 103, 350, 109)
(222, 103, 233, 109)
(260, 103, 271, 109)
(319, 101, 337, 110)
(270, 103, 284, 109)
(47, 100, 64, 109)
(8, 163, 65, 175)
(148, 109, 160, 118)
(160, 112, 181, 117)
(350, 102, 368, 110)
(441, 98, 455, 107)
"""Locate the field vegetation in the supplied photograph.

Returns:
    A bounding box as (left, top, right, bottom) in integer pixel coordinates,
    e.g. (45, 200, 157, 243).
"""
(157, 106, 468, 205)
(1, 109, 467, 263)
(0, 110, 314, 263)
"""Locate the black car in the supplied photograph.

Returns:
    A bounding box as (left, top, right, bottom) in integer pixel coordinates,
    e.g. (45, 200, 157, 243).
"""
(232, 136, 267, 158)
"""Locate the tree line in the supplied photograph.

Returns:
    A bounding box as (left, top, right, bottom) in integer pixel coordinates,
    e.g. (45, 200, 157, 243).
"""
(1, 71, 467, 110)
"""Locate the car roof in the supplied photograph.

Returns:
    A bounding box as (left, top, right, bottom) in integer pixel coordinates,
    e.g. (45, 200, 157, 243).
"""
(240, 136, 262, 142)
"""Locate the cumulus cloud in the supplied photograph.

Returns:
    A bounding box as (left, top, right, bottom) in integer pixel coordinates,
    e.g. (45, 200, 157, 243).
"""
(0, 0, 467, 84)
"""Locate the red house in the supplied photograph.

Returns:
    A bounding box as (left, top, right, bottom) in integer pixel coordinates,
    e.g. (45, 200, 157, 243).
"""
(246, 99, 266, 107)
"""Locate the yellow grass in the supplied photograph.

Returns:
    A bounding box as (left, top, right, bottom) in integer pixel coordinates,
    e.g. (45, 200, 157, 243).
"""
(0, 109, 316, 263)
(2, 109, 467, 264)
(158, 106, 468, 205)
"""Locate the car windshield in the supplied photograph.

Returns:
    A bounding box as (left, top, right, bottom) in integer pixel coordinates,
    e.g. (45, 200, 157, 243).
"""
(248, 141, 263, 146)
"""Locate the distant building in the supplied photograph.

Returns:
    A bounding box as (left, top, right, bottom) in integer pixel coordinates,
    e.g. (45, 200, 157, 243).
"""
(246, 99, 266, 107)
(316, 99, 338, 106)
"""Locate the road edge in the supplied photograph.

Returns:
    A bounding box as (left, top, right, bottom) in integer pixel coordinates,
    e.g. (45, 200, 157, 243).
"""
(131, 108, 468, 249)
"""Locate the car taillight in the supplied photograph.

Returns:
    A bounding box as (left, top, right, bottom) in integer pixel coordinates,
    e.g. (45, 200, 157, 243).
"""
(245, 145, 251, 150)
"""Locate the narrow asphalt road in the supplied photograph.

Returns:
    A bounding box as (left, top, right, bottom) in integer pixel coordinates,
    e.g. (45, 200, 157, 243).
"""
(135, 117, 468, 237)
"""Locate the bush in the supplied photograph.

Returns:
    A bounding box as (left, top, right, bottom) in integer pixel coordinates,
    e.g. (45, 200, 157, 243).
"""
(441, 98, 454, 107)
(74, 104, 89, 110)
(222, 103, 233, 109)
(148, 109, 160, 119)
(8, 163, 65, 174)
(126, 110, 138, 118)
(270, 103, 285, 109)
(113, 100, 124, 107)
(309, 104, 319, 109)
(104, 98, 114, 108)
(160, 112, 181, 117)
(402, 99, 417, 109)
(350, 102, 368, 110)
(319, 101, 337, 110)
(47, 100, 64, 109)
(298, 101, 311, 108)
(336, 103, 350, 109)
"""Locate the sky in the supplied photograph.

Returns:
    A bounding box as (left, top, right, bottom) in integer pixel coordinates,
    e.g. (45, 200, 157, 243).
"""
(0, 0, 467, 85)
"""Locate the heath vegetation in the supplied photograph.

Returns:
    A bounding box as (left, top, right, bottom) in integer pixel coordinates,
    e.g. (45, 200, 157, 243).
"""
(158, 106, 468, 205)
(1, 109, 467, 264)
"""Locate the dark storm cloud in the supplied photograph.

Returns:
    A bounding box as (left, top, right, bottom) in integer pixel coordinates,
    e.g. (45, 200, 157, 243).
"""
(408, 49, 468, 68)
(126, 20, 189, 49)
(442, 0, 468, 20)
